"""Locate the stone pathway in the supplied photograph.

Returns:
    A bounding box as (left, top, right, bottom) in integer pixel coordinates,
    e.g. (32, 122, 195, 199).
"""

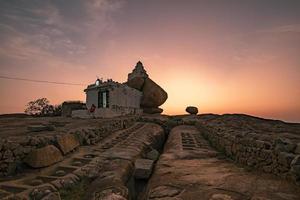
(0, 122, 165, 200)
(143, 125, 300, 200)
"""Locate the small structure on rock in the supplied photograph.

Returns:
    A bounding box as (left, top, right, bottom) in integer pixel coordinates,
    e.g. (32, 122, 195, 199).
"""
(127, 61, 168, 114)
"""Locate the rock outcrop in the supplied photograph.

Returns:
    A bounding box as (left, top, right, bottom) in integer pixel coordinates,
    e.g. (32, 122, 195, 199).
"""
(126, 61, 168, 114)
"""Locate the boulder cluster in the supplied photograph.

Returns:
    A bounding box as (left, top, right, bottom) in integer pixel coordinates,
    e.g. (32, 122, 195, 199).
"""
(126, 61, 168, 114)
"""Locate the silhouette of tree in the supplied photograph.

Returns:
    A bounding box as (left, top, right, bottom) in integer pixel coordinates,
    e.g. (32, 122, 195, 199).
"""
(25, 98, 61, 116)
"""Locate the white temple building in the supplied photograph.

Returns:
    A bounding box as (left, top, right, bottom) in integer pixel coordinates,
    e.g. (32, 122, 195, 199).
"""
(72, 78, 142, 118)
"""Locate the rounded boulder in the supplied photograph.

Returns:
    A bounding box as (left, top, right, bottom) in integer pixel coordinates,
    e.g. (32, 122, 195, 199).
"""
(141, 78, 168, 108)
(186, 106, 198, 115)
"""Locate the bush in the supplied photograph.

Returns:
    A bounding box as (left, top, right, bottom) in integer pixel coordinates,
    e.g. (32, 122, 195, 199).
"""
(25, 98, 62, 116)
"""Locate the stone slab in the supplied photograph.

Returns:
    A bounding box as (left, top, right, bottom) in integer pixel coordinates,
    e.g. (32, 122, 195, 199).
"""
(25, 145, 63, 168)
(56, 134, 80, 155)
(134, 158, 154, 179)
(27, 125, 54, 132)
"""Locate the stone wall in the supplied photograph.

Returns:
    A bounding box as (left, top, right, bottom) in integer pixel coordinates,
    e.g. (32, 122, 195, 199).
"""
(195, 121, 300, 185)
(61, 101, 86, 117)
(0, 117, 136, 177)
(85, 83, 142, 110)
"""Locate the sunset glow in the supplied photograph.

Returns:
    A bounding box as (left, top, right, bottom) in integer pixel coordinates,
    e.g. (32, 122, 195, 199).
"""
(0, 0, 299, 122)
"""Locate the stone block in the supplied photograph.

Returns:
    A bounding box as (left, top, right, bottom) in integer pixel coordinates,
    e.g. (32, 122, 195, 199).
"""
(56, 134, 80, 155)
(25, 145, 63, 168)
(134, 159, 154, 179)
(27, 125, 54, 132)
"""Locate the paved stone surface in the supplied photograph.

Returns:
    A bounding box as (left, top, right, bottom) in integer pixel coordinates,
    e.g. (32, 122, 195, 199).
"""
(0, 122, 165, 200)
(143, 125, 300, 200)
(1, 114, 300, 200)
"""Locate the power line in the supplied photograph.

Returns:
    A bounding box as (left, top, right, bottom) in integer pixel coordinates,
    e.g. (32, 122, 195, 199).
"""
(0, 75, 86, 86)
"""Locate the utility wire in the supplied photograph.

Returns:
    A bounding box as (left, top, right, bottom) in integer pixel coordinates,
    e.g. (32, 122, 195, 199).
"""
(0, 75, 86, 86)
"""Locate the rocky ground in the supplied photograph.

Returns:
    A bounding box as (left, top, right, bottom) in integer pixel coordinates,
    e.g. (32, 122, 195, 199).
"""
(0, 114, 299, 200)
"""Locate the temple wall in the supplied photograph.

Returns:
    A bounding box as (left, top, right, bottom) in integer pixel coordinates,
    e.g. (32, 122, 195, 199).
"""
(82, 84, 142, 118)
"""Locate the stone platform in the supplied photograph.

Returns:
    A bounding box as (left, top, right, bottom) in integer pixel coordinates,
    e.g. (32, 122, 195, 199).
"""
(142, 125, 300, 200)
(0, 122, 165, 200)
(0, 114, 300, 200)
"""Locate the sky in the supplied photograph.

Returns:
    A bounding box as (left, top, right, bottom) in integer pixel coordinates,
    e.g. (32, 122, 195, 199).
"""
(0, 0, 299, 122)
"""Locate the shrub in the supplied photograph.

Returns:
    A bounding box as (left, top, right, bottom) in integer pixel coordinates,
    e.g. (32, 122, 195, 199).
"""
(25, 98, 62, 116)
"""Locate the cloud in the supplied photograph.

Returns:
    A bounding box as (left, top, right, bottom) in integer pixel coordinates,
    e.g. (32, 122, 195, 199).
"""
(257, 24, 300, 34)
(0, 0, 125, 68)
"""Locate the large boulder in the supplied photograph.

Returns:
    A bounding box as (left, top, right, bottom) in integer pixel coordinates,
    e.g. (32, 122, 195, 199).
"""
(141, 78, 168, 108)
(25, 145, 63, 168)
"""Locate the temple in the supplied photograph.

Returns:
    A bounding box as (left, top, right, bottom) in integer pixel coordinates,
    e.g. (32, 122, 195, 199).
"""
(72, 61, 168, 118)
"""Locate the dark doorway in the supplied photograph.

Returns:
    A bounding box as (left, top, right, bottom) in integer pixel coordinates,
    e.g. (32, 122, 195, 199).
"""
(98, 90, 109, 108)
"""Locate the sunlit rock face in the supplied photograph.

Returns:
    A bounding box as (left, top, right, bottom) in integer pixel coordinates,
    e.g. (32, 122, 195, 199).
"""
(127, 61, 168, 114)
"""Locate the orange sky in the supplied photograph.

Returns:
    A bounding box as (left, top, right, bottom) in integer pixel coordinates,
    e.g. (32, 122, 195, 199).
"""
(0, 0, 299, 122)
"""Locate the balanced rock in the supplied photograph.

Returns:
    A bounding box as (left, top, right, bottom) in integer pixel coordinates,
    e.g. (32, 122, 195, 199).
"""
(186, 106, 198, 115)
(141, 78, 168, 108)
(127, 61, 168, 111)
(25, 145, 63, 168)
